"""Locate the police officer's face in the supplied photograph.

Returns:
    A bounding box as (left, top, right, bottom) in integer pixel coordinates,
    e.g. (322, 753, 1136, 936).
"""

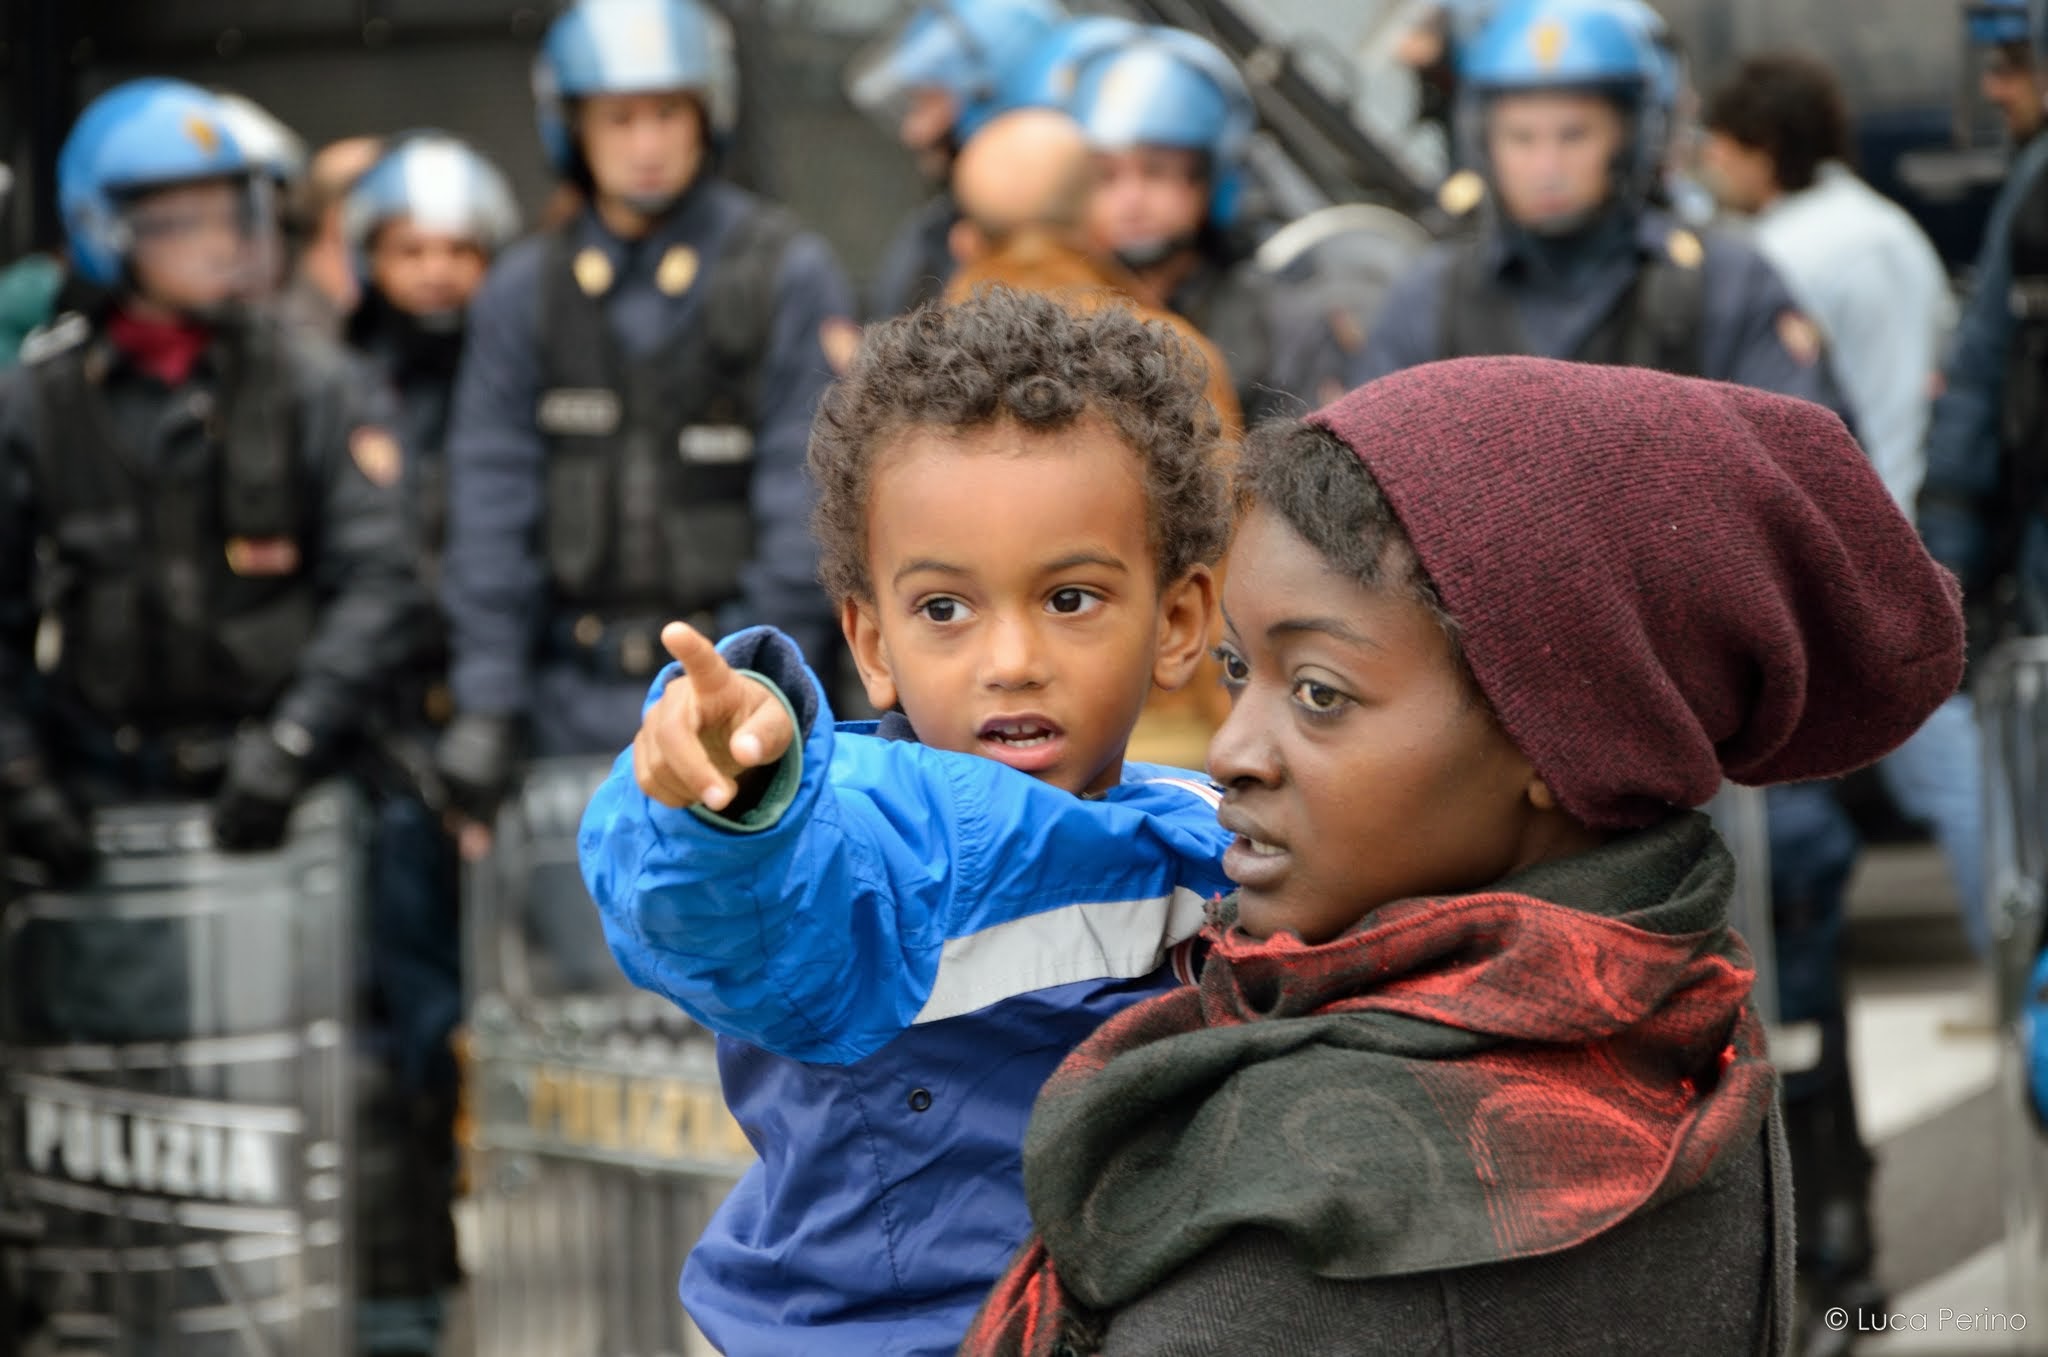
(843, 417, 1214, 798)
(125, 180, 259, 313)
(369, 218, 490, 321)
(577, 91, 706, 209)
(1982, 48, 2045, 140)
(1087, 148, 1210, 258)
(1486, 93, 1627, 230)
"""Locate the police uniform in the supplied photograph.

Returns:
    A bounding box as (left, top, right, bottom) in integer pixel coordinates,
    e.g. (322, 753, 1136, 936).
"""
(441, 176, 853, 758)
(1354, 206, 1840, 409)
(869, 190, 959, 319)
(0, 314, 420, 812)
(1921, 131, 2048, 629)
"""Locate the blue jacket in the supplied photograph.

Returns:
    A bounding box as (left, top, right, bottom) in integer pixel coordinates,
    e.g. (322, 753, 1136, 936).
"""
(440, 180, 853, 756)
(578, 628, 1234, 1355)
(1919, 132, 2048, 597)
(1353, 207, 1842, 416)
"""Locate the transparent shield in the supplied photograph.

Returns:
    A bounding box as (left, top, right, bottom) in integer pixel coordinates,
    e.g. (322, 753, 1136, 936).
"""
(1, 784, 361, 1357)
(1705, 782, 1779, 1032)
(461, 758, 753, 1355)
(1981, 639, 2048, 1326)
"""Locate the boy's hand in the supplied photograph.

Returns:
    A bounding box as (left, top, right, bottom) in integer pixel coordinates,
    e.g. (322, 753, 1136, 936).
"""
(633, 622, 795, 812)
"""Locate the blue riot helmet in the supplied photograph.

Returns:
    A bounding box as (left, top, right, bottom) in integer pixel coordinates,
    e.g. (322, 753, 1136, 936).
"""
(342, 132, 522, 326)
(1459, 0, 1669, 224)
(848, 0, 1068, 152)
(211, 92, 308, 194)
(989, 15, 1141, 119)
(1066, 26, 1258, 234)
(533, 0, 739, 189)
(1970, 0, 2034, 49)
(58, 78, 274, 292)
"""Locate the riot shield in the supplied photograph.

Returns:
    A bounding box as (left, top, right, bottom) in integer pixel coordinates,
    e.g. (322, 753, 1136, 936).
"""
(1980, 638, 2048, 1325)
(0, 784, 362, 1357)
(1705, 783, 1781, 1032)
(463, 758, 754, 1357)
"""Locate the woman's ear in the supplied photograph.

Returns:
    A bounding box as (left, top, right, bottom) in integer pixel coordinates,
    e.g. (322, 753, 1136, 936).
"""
(840, 596, 900, 713)
(1527, 777, 1562, 812)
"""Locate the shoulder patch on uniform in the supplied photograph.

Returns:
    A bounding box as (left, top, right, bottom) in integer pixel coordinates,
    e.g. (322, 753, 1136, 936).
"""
(17, 311, 91, 367)
(1665, 229, 1705, 270)
(1775, 310, 1824, 367)
(1437, 169, 1486, 219)
(349, 426, 403, 489)
(819, 317, 862, 377)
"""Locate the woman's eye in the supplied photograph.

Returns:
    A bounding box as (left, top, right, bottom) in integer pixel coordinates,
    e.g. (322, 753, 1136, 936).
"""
(917, 597, 969, 624)
(1047, 587, 1103, 617)
(1291, 679, 1349, 714)
(1211, 645, 1248, 684)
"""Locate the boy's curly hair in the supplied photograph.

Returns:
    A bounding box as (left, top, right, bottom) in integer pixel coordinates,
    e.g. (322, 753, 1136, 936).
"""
(809, 287, 1229, 602)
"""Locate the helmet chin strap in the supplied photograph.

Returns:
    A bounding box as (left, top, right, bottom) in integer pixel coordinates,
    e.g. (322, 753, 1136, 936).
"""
(1112, 232, 1200, 274)
(619, 189, 684, 220)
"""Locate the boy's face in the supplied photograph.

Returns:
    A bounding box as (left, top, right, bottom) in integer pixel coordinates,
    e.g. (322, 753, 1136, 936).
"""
(1208, 506, 1570, 944)
(843, 417, 1214, 797)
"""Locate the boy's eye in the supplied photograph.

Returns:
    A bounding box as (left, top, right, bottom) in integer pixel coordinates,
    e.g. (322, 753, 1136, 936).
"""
(1047, 587, 1103, 617)
(1291, 678, 1350, 715)
(1211, 644, 1248, 685)
(917, 596, 972, 624)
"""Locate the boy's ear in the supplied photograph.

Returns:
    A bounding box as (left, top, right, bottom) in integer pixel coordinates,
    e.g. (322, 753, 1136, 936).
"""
(1151, 564, 1218, 693)
(840, 596, 900, 713)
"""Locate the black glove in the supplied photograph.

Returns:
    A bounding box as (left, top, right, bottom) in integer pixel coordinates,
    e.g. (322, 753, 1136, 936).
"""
(3, 765, 96, 888)
(211, 724, 311, 853)
(435, 713, 520, 826)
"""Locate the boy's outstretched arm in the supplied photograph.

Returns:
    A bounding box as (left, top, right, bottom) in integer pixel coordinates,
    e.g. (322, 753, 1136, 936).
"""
(579, 623, 1233, 1067)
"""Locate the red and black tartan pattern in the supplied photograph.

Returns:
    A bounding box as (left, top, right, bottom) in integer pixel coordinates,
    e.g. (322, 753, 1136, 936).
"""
(961, 890, 1774, 1357)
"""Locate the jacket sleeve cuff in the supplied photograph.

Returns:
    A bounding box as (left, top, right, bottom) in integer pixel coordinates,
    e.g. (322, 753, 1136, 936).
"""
(684, 671, 803, 834)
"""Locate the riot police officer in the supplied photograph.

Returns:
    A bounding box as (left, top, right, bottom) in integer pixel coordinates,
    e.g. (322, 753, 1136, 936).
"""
(1919, 0, 2048, 638)
(1062, 26, 1357, 421)
(1355, 0, 1832, 401)
(435, 0, 856, 825)
(850, 0, 1068, 319)
(340, 131, 521, 1353)
(0, 80, 421, 1351)
(0, 77, 417, 879)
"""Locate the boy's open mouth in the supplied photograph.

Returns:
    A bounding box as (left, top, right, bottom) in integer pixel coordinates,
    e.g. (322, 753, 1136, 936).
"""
(978, 714, 1067, 772)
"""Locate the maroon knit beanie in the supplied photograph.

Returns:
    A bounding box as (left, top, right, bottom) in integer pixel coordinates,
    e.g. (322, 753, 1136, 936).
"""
(1307, 357, 1965, 830)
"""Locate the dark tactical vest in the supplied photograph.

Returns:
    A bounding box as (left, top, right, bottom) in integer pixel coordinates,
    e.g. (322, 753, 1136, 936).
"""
(1436, 231, 1705, 376)
(536, 204, 799, 626)
(2001, 164, 2048, 565)
(26, 321, 317, 732)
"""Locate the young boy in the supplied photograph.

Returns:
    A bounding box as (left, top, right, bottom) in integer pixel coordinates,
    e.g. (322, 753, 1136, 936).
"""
(577, 288, 1237, 1355)
(965, 356, 1966, 1357)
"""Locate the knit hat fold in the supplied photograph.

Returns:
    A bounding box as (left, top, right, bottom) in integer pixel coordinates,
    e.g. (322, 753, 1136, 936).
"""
(1309, 357, 1965, 830)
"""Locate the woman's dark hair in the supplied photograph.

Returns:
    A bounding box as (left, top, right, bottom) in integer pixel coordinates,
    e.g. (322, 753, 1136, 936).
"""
(809, 286, 1229, 601)
(1237, 418, 1470, 683)
(1702, 53, 1852, 194)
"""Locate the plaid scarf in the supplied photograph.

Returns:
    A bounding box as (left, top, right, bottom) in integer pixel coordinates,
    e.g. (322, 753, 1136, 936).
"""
(961, 814, 1775, 1357)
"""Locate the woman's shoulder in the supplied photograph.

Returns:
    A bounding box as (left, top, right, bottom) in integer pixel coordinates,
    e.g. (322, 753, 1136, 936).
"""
(1098, 1130, 1774, 1357)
